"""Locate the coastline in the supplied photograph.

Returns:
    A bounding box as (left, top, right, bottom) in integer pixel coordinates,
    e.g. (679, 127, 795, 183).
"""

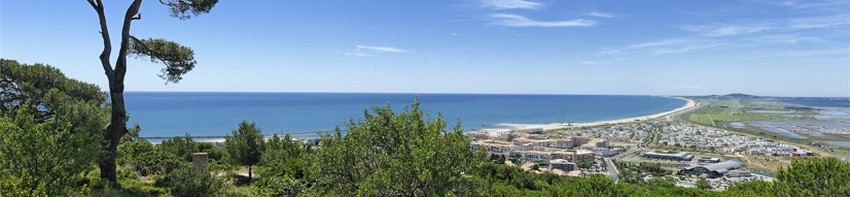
(489, 97, 697, 131)
(142, 96, 696, 142)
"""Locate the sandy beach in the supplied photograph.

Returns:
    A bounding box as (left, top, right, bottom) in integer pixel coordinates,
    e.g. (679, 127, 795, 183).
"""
(490, 97, 697, 131)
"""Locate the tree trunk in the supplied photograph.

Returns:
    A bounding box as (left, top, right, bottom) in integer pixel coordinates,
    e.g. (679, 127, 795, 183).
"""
(87, 0, 142, 185)
(98, 81, 128, 183)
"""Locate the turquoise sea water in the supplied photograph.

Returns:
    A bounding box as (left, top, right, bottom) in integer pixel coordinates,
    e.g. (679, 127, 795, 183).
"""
(125, 92, 686, 137)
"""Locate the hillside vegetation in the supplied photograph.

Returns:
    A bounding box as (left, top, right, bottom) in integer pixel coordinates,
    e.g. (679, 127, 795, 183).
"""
(2, 59, 849, 196)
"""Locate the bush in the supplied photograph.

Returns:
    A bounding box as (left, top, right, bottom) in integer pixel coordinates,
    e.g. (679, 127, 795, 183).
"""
(252, 176, 306, 197)
(128, 151, 184, 176)
(0, 172, 48, 197)
(196, 142, 228, 161)
(155, 165, 225, 197)
(160, 135, 197, 162)
(119, 139, 156, 163)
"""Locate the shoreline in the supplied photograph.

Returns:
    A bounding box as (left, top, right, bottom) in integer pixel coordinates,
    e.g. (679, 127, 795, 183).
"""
(145, 97, 698, 142)
(488, 97, 697, 131)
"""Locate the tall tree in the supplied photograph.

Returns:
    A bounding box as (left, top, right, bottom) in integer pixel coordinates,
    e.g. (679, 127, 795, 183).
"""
(225, 121, 265, 180)
(84, 0, 219, 183)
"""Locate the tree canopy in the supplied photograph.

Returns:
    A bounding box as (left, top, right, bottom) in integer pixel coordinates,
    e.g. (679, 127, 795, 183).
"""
(307, 101, 482, 196)
(0, 59, 106, 119)
(0, 60, 109, 195)
(225, 121, 265, 179)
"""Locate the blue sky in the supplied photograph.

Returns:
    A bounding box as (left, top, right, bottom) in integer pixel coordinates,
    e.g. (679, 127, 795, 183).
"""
(2, 0, 848, 97)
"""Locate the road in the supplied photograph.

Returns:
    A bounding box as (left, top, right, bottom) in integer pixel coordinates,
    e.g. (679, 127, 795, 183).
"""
(603, 157, 619, 182)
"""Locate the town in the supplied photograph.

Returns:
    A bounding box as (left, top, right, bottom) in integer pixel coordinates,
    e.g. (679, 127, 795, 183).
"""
(465, 117, 815, 190)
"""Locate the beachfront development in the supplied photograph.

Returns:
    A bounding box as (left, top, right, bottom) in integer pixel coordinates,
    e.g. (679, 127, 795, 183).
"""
(467, 96, 846, 190)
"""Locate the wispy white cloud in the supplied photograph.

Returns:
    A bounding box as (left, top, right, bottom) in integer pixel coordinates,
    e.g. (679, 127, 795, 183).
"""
(585, 11, 617, 18)
(489, 13, 596, 27)
(788, 15, 850, 29)
(758, 0, 848, 9)
(345, 45, 411, 57)
(681, 24, 767, 37)
(752, 34, 826, 44)
(601, 38, 727, 55)
(579, 60, 612, 65)
(651, 43, 728, 55)
(683, 14, 848, 36)
(479, 0, 543, 10)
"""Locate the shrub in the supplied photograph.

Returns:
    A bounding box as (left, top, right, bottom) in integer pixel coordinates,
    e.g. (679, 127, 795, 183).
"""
(155, 164, 225, 197)
(252, 176, 306, 197)
(128, 151, 184, 176)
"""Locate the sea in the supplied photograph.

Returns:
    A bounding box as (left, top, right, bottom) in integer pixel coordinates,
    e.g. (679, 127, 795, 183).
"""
(125, 92, 687, 137)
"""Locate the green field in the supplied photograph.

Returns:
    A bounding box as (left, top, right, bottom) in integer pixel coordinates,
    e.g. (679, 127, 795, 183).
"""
(686, 99, 814, 126)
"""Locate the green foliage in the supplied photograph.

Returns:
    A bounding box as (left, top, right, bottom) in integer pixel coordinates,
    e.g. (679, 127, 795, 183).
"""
(252, 176, 307, 197)
(129, 150, 184, 176)
(0, 59, 112, 194)
(308, 101, 482, 196)
(119, 139, 156, 162)
(159, 0, 220, 20)
(0, 105, 105, 195)
(119, 136, 191, 177)
(114, 177, 168, 197)
(160, 134, 197, 162)
(196, 141, 228, 161)
(577, 160, 592, 169)
(696, 178, 712, 190)
(225, 121, 265, 179)
(616, 162, 671, 183)
(0, 59, 106, 117)
(0, 172, 48, 197)
(82, 166, 167, 197)
(489, 154, 506, 164)
(155, 164, 226, 197)
(129, 38, 196, 83)
(772, 157, 850, 196)
(251, 135, 311, 196)
(258, 134, 308, 179)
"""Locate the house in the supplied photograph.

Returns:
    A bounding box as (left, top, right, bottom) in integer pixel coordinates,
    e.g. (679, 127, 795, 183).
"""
(549, 159, 576, 172)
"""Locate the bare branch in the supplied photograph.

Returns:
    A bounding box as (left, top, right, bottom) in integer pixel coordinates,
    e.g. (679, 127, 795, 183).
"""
(158, 0, 173, 6)
(86, 0, 98, 8)
(87, 0, 114, 78)
(114, 0, 143, 81)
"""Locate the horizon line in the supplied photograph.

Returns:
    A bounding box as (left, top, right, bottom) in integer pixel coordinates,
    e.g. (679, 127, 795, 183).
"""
(116, 90, 850, 98)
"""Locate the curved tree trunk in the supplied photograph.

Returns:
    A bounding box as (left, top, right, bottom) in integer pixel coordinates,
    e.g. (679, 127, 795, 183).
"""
(87, 0, 142, 184)
(97, 82, 129, 183)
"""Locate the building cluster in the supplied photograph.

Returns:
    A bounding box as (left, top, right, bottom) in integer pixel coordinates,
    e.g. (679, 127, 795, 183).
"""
(657, 122, 815, 158)
(570, 122, 653, 142)
(467, 129, 609, 165)
(658, 124, 750, 151)
(728, 138, 815, 157)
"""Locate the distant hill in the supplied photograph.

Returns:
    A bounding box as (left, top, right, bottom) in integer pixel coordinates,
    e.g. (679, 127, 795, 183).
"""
(722, 93, 763, 99)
